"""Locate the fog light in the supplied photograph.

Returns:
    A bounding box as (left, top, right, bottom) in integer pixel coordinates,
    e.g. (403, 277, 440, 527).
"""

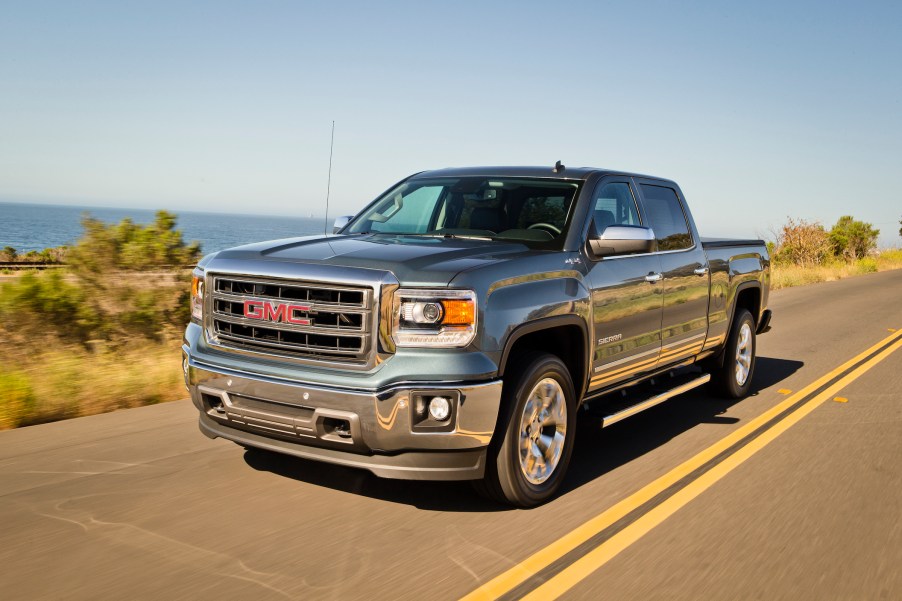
(428, 396, 451, 421)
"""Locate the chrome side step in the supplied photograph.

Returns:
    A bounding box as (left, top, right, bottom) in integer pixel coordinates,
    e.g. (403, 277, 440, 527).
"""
(601, 373, 711, 428)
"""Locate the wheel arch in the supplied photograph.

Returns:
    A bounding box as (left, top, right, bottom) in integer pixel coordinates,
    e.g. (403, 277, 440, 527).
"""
(731, 282, 762, 328)
(498, 315, 590, 400)
(710, 282, 761, 369)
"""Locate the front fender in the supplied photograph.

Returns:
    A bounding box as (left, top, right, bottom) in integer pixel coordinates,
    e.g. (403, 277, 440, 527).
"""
(480, 275, 592, 353)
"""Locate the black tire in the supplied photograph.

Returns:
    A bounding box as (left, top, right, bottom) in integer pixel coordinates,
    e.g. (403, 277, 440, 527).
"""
(474, 352, 576, 507)
(708, 308, 756, 399)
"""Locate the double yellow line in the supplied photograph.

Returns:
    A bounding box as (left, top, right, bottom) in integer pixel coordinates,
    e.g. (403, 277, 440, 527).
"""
(463, 328, 902, 601)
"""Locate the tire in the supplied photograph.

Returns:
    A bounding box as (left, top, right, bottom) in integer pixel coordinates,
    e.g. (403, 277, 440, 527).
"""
(709, 308, 756, 399)
(474, 352, 576, 507)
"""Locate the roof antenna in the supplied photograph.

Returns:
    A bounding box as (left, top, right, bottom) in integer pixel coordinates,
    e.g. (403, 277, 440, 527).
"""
(323, 120, 335, 235)
(553, 160, 565, 173)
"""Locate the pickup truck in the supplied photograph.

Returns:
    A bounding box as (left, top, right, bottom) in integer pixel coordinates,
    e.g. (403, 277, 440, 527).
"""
(182, 164, 771, 506)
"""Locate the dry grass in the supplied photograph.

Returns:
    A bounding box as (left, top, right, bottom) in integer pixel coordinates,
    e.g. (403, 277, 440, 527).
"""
(771, 249, 902, 289)
(0, 342, 185, 430)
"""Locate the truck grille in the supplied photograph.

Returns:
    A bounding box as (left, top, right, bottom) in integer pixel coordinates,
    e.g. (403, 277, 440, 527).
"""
(209, 275, 372, 364)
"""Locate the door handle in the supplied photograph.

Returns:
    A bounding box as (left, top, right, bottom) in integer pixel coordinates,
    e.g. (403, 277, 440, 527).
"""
(645, 272, 663, 283)
(693, 266, 709, 276)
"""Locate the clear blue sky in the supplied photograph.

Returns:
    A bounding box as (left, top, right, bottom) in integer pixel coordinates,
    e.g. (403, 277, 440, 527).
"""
(2, 0, 900, 245)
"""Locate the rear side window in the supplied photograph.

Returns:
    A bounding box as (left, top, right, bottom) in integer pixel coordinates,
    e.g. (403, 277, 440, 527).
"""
(640, 184, 692, 251)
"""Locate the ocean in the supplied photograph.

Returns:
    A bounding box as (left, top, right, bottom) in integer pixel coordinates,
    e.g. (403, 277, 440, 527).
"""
(0, 201, 329, 255)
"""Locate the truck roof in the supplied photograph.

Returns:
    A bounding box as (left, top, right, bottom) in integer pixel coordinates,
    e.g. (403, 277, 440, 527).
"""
(409, 165, 662, 181)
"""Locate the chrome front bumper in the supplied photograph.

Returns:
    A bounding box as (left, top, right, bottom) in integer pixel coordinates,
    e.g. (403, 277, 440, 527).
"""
(184, 351, 503, 481)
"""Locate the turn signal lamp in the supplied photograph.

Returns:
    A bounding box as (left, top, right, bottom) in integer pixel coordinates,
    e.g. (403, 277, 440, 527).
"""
(441, 299, 475, 326)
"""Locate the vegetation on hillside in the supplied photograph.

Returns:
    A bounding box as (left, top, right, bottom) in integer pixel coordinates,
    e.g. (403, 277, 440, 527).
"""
(1, 209, 900, 429)
(1, 245, 67, 265)
(0, 211, 200, 429)
(770, 215, 901, 289)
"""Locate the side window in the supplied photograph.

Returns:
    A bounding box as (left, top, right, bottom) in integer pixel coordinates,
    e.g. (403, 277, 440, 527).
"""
(639, 184, 692, 251)
(370, 185, 443, 233)
(592, 182, 641, 232)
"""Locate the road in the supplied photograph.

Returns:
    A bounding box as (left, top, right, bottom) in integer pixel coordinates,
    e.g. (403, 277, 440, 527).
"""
(2, 269, 900, 600)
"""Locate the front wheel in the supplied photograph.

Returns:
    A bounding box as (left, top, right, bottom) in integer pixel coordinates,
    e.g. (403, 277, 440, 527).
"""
(474, 352, 576, 507)
(709, 308, 756, 399)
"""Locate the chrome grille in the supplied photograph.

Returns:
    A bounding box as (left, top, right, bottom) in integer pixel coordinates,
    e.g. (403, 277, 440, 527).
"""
(209, 275, 372, 363)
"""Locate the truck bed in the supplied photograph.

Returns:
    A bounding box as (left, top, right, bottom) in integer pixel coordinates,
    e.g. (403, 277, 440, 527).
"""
(701, 237, 767, 248)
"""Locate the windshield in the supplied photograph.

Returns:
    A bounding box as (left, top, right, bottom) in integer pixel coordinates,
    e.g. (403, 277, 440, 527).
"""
(345, 176, 582, 248)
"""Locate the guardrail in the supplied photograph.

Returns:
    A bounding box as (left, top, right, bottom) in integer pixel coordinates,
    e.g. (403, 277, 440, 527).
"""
(0, 261, 65, 270)
(0, 262, 195, 271)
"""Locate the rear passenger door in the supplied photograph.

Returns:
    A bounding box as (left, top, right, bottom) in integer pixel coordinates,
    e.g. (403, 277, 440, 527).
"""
(635, 180, 710, 367)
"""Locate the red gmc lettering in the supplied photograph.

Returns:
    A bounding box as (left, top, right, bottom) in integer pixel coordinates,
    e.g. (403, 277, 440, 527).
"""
(244, 300, 311, 325)
(244, 300, 264, 319)
(264, 302, 288, 322)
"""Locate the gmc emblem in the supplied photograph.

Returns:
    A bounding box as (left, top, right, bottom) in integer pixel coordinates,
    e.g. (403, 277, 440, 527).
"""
(243, 300, 312, 325)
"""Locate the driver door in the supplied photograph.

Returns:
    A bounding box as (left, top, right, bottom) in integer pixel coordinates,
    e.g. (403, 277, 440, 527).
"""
(586, 179, 664, 391)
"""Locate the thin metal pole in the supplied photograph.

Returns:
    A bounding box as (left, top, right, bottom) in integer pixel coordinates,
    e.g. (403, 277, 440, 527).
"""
(323, 121, 335, 235)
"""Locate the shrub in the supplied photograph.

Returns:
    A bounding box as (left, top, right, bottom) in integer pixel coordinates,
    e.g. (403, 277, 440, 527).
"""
(0, 211, 199, 346)
(829, 216, 879, 261)
(67, 210, 200, 275)
(773, 218, 832, 266)
(0, 270, 101, 341)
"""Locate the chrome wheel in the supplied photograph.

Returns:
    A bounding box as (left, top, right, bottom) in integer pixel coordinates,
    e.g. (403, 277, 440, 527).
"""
(735, 322, 753, 386)
(517, 377, 567, 485)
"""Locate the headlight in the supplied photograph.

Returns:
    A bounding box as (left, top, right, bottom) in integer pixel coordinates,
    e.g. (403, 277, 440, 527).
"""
(191, 271, 204, 323)
(392, 289, 476, 348)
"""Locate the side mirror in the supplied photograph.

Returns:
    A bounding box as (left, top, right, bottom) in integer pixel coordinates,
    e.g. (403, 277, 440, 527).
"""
(589, 225, 656, 258)
(332, 215, 353, 234)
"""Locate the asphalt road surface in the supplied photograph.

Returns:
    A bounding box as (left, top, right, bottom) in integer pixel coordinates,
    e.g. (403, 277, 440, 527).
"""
(2, 270, 900, 600)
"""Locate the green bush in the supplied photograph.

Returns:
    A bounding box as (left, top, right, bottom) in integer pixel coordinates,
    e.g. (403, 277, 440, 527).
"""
(68, 210, 200, 274)
(0, 270, 101, 340)
(829, 216, 879, 261)
(0, 211, 199, 346)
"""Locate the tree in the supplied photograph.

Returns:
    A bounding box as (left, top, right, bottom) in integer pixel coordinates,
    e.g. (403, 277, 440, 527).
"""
(898, 215, 901, 239)
(828, 216, 879, 261)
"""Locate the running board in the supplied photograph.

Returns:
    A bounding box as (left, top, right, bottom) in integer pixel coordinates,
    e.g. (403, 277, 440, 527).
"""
(600, 373, 711, 428)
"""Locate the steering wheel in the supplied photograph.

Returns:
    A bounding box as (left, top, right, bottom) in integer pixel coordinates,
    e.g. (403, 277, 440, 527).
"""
(527, 222, 562, 235)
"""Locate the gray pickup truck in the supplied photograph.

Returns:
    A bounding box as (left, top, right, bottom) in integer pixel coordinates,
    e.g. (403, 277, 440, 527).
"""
(183, 164, 771, 506)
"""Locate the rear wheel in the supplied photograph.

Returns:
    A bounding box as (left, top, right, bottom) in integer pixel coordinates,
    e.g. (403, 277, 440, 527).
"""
(709, 308, 756, 399)
(474, 352, 576, 507)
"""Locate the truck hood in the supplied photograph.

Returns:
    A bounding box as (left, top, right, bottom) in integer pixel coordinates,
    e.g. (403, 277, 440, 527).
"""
(209, 234, 539, 286)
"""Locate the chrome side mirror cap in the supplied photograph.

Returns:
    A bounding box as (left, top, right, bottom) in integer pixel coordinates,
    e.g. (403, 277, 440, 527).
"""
(588, 225, 656, 258)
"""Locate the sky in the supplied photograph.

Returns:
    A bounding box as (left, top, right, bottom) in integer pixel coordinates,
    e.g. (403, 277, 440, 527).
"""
(1, 0, 900, 246)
